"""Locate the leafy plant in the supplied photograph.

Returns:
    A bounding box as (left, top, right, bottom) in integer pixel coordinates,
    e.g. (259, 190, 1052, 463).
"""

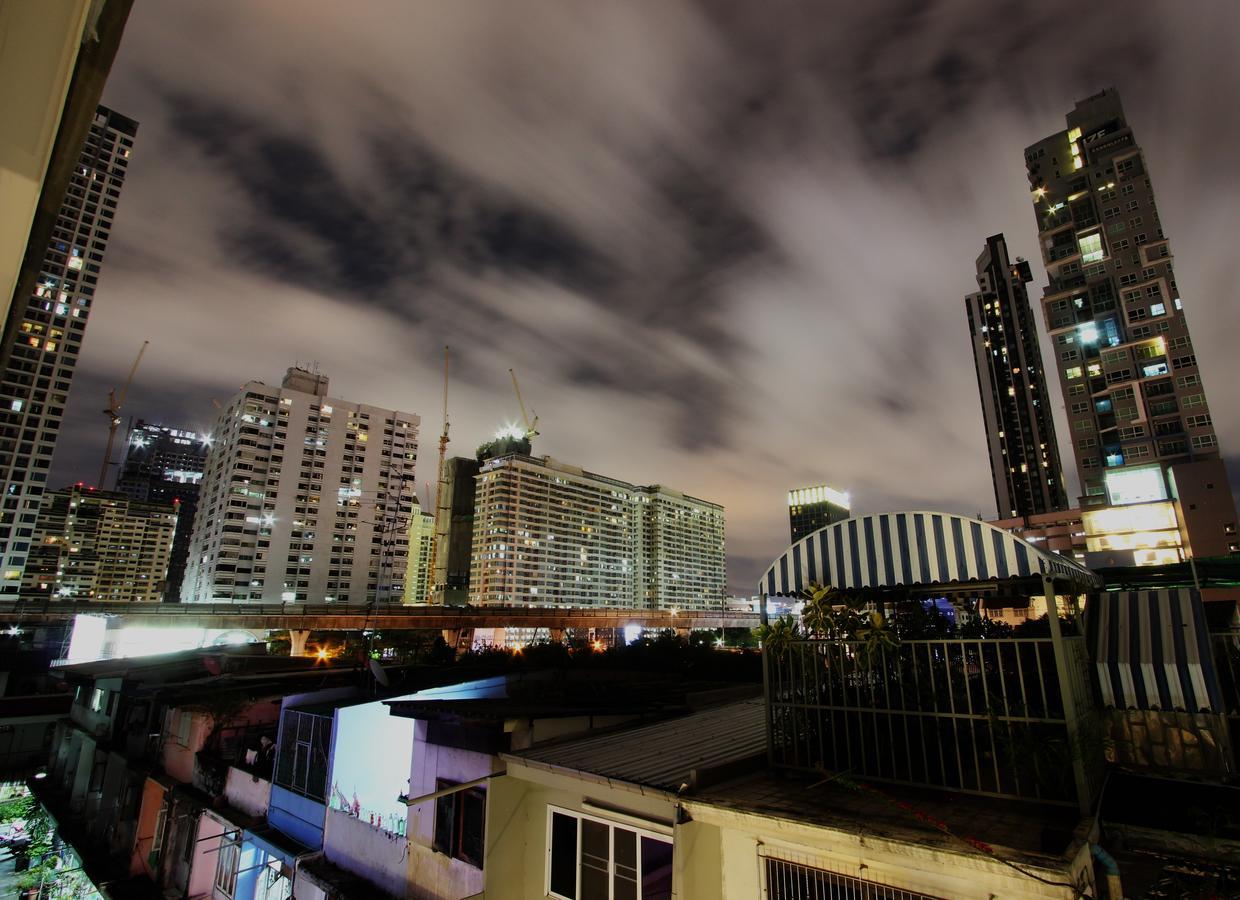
(754, 614, 799, 656)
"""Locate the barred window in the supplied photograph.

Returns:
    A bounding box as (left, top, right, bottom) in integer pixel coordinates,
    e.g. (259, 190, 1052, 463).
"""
(764, 857, 940, 900)
(273, 710, 331, 801)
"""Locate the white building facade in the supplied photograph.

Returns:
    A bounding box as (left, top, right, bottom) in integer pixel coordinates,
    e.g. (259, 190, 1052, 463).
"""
(182, 367, 418, 603)
(469, 454, 725, 610)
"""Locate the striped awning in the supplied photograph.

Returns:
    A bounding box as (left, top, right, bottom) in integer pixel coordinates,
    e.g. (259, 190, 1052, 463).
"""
(1087, 589, 1224, 713)
(759, 511, 1102, 596)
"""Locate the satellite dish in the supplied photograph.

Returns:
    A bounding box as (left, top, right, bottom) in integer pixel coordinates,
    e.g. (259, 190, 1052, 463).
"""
(369, 657, 390, 687)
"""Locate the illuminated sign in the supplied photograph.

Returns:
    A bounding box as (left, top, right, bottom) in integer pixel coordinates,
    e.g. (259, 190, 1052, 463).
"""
(1104, 465, 1167, 506)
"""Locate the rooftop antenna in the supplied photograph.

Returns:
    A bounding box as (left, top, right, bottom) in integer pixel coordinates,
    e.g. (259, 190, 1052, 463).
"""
(99, 339, 149, 488)
(428, 346, 451, 603)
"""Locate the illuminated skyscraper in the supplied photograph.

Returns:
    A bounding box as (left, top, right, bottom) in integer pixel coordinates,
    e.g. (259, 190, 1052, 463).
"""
(114, 421, 209, 601)
(0, 105, 137, 594)
(403, 499, 434, 605)
(1025, 88, 1237, 560)
(22, 485, 176, 603)
(965, 234, 1069, 519)
(788, 484, 851, 543)
(182, 367, 419, 603)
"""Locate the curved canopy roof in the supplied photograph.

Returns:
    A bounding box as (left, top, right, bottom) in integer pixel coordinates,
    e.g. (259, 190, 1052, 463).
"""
(760, 511, 1102, 596)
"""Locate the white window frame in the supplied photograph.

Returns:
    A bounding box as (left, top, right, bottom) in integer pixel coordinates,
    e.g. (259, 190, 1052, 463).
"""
(544, 804, 673, 900)
(214, 830, 241, 898)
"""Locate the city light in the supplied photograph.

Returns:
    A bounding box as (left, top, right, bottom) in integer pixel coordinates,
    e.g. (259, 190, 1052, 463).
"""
(788, 485, 851, 509)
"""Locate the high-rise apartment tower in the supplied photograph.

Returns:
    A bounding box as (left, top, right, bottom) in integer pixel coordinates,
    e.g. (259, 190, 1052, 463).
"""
(470, 454, 725, 610)
(114, 421, 209, 601)
(0, 105, 137, 593)
(965, 234, 1069, 519)
(22, 485, 176, 603)
(182, 367, 419, 603)
(1024, 88, 1237, 560)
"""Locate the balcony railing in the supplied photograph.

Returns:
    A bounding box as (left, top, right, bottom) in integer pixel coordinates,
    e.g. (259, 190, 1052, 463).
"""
(765, 635, 1100, 807)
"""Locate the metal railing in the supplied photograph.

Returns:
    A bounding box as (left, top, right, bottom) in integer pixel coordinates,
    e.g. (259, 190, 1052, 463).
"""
(765, 636, 1099, 806)
(764, 856, 938, 900)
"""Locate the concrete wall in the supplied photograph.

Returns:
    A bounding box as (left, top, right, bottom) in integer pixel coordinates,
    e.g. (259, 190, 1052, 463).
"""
(484, 763, 678, 900)
(130, 778, 166, 877)
(405, 725, 492, 899)
(225, 766, 271, 818)
(188, 812, 225, 899)
(162, 708, 212, 785)
(685, 801, 1092, 899)
(269, 785, 327, 849)
(324, 807, 409, 898)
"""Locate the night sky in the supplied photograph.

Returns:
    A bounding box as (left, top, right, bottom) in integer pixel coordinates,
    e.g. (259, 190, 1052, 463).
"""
(53, 1, 1240, 595)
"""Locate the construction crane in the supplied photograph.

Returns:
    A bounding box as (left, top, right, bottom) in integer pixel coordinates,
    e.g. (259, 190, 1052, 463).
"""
(98, 340, 148, 489)
(427, 346, 451, 604)
(508, 368, 539, 440)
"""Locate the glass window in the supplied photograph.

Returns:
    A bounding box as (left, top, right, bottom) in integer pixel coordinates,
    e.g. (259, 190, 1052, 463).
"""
(1078, 232, 1104, 263)
(547, 807, 673, 900)
(433, 780, 486, 868)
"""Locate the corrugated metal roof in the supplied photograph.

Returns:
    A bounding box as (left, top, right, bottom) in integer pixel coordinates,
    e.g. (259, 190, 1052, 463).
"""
(509, 698, 766, 793)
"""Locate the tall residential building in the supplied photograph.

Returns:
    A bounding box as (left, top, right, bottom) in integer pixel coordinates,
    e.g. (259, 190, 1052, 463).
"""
(470, 454, 725, 610)
(965, 234, 1069, 519)
(22, 485, 176, 602)
(430, 455, 480, 606)
(1025, 88, 1237, 561)
(787, 484, 851, 543)
(181, 367, 419, 603)
(114, 421, 209, 602)
(402, 499, 434, 605)
(0, 105, 137, 594)
(2, 0, 133, 327)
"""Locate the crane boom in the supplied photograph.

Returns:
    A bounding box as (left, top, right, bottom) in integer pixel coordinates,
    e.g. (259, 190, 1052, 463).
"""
(116, 340, 148, 410)
(98, 340, 149, 489)
(508, 367, 539, 438)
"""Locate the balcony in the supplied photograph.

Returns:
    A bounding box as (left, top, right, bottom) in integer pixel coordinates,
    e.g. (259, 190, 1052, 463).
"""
(766, 633, 1098, 807)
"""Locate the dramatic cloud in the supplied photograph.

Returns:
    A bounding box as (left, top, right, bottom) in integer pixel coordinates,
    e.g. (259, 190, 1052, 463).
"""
(57, 0, 1240, 594)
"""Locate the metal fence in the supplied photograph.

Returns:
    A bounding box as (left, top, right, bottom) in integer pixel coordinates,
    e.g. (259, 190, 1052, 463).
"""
(765, 636, 1099, 806)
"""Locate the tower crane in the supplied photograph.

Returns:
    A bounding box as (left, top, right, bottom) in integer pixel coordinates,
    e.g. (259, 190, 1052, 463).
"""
(508, 368, 539, 440)
(427, 346, 451, 603)
(98, 340, 149, 489)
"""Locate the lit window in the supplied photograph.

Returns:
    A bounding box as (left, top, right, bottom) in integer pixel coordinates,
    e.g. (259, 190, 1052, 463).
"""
(1065, 367, 1083, 380)
(1150, 302, 1166, 316)
(1078, 233, 1104, 263)
(10, 400, 22, 412)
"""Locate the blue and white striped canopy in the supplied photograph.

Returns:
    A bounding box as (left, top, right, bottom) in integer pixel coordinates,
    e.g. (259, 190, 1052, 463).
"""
(1088, 589, 1223, 713)
(759, 511, 1102, 596)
